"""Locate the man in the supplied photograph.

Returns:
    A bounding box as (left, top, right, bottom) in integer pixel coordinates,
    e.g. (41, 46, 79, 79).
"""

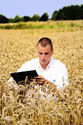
(15, 37, 69, 91)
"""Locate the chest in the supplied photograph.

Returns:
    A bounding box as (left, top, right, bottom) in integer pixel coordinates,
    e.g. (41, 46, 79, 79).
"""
(36, 66, 63, 82)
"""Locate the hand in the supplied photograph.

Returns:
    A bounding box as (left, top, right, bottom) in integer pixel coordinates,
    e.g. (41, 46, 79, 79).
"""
(32, 76, 57, 92)
(34, 75, 46, 85)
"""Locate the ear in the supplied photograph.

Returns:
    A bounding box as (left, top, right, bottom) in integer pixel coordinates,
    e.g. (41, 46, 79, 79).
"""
(52, 48, 54, 55)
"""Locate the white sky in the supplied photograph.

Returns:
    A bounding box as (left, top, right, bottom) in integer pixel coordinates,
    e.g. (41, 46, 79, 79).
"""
(0, 0, 83, 18)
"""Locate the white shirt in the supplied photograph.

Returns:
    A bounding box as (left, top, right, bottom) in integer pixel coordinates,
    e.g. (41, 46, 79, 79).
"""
(17, 57, 69, 89)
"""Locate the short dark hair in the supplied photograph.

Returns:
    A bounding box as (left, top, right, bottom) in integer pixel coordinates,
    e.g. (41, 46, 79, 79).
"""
(37, 37, 53, 50)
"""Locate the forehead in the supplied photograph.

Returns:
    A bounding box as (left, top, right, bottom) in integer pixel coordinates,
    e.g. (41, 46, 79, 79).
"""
(37, 43, 51, 52)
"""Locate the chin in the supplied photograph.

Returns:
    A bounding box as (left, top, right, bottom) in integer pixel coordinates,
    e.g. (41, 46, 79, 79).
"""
(42, 62, 48, 65)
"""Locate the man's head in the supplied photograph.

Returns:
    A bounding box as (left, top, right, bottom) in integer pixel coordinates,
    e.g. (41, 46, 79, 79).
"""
(37, 37, 53, 69)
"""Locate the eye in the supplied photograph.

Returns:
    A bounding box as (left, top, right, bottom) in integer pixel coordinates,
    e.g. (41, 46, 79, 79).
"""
(39, 52, 43, 55)
(45, 52, 49, 55)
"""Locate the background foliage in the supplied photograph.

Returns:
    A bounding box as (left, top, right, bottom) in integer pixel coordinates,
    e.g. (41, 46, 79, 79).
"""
(0, 5, 83, 23)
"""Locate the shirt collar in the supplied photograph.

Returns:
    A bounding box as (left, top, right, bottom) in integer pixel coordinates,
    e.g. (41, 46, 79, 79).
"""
(37, 57, 53, 70)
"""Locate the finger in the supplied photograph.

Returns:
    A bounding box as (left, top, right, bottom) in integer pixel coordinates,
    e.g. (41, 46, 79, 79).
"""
(35, 76, 43, 79)
(34, 76, 40, 78)
(31, 78, 36, 82)
(37, 80, 45, 85)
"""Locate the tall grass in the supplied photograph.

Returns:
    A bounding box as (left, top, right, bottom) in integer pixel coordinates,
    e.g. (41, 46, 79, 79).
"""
(0, 20, 83, 30)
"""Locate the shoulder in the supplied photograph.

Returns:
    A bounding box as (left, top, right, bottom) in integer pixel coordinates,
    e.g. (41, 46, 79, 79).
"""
(52, 57, 65, 66)
(26, 58, 38, 65)
(17, 58, 38, 72)
(52, 57, 67, 70)
(22, 58, 39, 68)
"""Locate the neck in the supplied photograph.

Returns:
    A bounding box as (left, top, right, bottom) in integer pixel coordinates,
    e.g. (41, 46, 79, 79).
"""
(41, 64, 47, 70)
(40, 61, 50, 70)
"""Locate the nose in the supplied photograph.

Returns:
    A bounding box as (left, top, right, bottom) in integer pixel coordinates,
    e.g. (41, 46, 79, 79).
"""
(42, 54, 46, 59)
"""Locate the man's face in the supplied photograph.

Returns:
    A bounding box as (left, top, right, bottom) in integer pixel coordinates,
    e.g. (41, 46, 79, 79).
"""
(37, 43, 53, 67)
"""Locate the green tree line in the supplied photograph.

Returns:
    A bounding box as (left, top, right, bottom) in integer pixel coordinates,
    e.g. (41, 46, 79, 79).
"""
(0, 4, 83, 23)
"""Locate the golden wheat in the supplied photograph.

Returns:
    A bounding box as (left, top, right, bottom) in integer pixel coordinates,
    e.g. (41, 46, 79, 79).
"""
(0, 20, 83, 124)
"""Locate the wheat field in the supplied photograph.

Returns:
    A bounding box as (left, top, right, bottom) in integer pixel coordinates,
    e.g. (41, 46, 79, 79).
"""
(0, 20, 83, 124)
